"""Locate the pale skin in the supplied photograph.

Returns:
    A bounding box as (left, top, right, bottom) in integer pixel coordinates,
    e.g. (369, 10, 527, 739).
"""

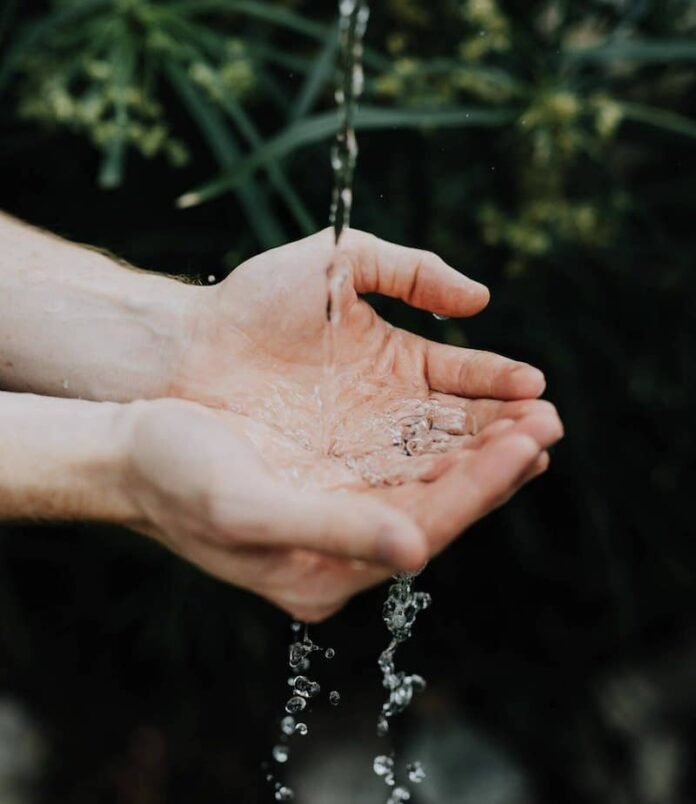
(0, 213, 563, 621)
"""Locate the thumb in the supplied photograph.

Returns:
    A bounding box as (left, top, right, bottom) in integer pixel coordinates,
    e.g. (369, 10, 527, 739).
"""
(343, 229, 490, 317)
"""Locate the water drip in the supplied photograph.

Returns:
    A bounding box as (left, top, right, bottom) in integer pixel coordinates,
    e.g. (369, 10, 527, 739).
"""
(269, 620, 338, 799)
(374, 572, 431, 801)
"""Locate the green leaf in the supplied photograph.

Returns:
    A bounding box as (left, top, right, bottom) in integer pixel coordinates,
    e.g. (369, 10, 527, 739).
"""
(177, 105, 517, 208)
(290, 26, 339, 122)
(160, 13, 317, 74)
(99, 26, 136, 190)
(163, 0, 389, 69)
(165, 0, 328, 40)
(374, 58, 529, 99)
(204, 66, 317, 233)
(0, 0, 112, 94)
(566, 39, 696, 65)
(158, 16, 315, 232)
(620, 102, 696, 140)
(165, 59, 286, 248)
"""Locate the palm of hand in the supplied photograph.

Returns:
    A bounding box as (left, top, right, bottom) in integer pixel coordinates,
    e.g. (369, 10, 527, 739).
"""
(163, 230, 563, 619)
(183, 230, 524, 479)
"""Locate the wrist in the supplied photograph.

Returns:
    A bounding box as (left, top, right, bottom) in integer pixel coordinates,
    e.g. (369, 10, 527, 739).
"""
(0, 392, 141, 526)
(113, 269, 207, 401)
(0, 211, 208, 402)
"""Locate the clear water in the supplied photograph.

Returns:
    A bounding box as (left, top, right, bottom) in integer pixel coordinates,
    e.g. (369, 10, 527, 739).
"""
(329, 0, 369, 240)
(268, 0, 455, 799)
(373, 573, 430, 799)
(267, 622, 337, 800)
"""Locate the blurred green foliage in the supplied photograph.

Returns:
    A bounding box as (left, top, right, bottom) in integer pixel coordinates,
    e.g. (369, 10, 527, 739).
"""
(3, 0, 695, 259)
(0, 1, 695, 803)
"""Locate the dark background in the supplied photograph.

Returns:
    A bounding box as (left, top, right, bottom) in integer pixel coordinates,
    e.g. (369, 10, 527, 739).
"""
(0, 1, 694, 802)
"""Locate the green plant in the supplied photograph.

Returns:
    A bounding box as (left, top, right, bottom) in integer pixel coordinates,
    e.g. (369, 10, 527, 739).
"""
(1, 0, 695, 259)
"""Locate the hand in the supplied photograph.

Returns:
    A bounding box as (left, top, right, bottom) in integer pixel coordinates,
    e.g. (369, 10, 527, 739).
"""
(175, 228, 557, 474)
(123, 398, 561, 622)
(0, 217, 562, 621)
(144, 229, 562, 619)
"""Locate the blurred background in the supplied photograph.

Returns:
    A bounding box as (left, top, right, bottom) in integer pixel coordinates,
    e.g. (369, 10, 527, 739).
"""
(0, 0, 695, 802)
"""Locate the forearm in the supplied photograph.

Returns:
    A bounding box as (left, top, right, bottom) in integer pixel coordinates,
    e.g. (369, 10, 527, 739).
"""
(0, 212, 202, 401)
(0, 390, 138, 524)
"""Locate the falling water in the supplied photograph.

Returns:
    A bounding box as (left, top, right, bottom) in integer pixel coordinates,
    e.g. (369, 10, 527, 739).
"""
(373, 573, 431, 800)
(266, 622, 337, 800)
(320, 0, 369, 455)
(269, 1, 447, 800)
(326, 2, 435, 801)
(329, 0, 369, 241)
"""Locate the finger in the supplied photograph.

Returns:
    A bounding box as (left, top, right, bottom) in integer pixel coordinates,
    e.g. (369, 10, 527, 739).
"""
(414, 433, 542, 554)
(423, 339, 546, 399)
(464, 398, 563, 435)
(399, 415, 536, 484)
(502, 413, 563, 451)
(237, 485, 429, 572)
(525, 450, 550, 483)
(342, 229, 489, 317)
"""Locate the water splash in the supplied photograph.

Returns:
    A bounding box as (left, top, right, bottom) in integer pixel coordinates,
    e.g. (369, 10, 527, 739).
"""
(269, 1, 441, 800)
(267, 622, 336, 799)
(342, 397, 477, 487)
(268, 5, 368, 798)
(374, 572, 431, 800)
(406, 761, 426, 784)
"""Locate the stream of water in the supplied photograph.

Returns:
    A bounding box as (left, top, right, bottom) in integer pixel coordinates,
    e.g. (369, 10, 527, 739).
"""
(267, 2, 445, 800)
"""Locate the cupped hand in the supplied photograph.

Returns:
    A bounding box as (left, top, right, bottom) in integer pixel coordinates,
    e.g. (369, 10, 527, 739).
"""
(175, 228, 553, 461)
(130, 229, 563, 619)
(124, 397, 560, 622)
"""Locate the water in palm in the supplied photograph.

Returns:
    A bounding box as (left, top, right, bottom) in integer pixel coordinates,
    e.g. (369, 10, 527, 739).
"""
(270, 1, 440, 800)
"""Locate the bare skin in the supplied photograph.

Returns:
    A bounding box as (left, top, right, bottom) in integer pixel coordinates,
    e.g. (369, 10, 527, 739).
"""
(0, 218, 563, 620)
(154, 229, 563, 619)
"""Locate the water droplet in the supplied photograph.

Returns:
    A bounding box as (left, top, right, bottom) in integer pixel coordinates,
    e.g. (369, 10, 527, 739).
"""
(377, 573, 429, 731)
(291, 622, 302, 633)
(288, 642, 312, 669)
(410, 674, 427, 691)
(325, 648, 335, 659)
(272, 744, 289, 763)
(207, 274, 216, 283)
(388, 786, 411, 802)
(285, 696, 306, 714)
(374, 755, 394, 777)
(274, 785, 294, 801)
(293, 675, 320, 698)
(294, 722, 308, 736)
(280, 716, 295, 736)
(407, 761, 426, 783)
(433, 313, 450, 321)
(329, 690, 341, 706)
